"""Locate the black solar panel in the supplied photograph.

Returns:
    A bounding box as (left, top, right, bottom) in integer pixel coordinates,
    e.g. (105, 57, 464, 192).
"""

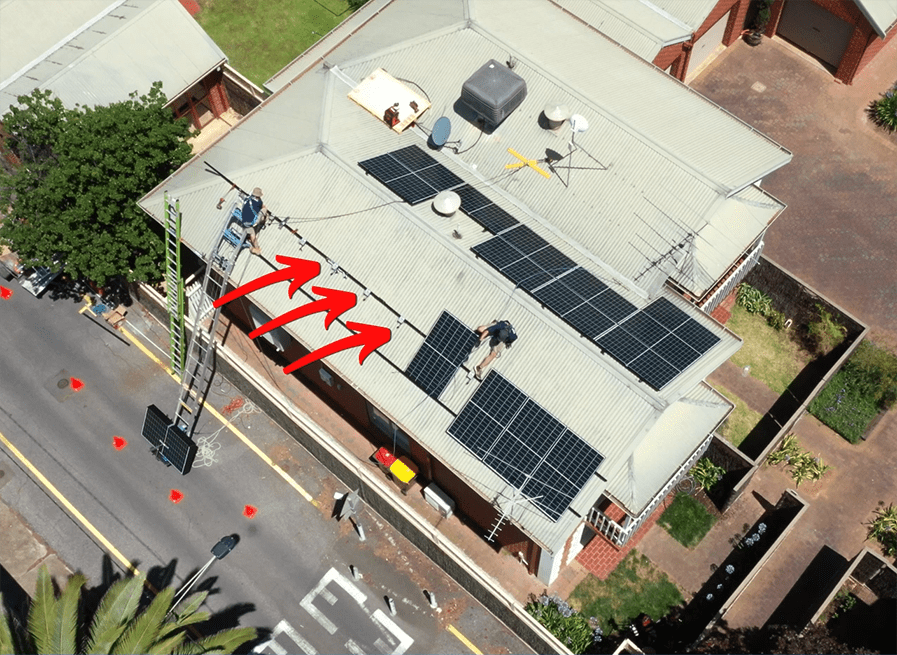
(653, 333, 702, 371)
(358, 145, 463, 205)
(558, 268, 609, 301)
(627, 350, 680, 390)
(596, 326, 646, 365)
(563, 303, 615, 339)
(530, 247, 577, 276)
(468, 204, 519, 233)
(643, 297, 690, 331)
(591, 291, 637, 323)
(533, 279, 586, 315)
(447, 372, 603, 521)
(406, 311, 479, 398)
(501, 225, 549, 256)
(619, 312, 667, 347)
(503, 259, 553, 290)
(455, 185, 492, 213)
(161, 424, 198, 475)
(141, 405, 197, 474)
(675, 319, 721, 353)
(142, 404, 170, 448)
(472, 237, 526, 270)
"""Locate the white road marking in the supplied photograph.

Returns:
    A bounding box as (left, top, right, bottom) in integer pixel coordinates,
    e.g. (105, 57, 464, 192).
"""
(253, 619, 317, 655)
(346, 639, 365, 655)
(299, 568, 415, 655)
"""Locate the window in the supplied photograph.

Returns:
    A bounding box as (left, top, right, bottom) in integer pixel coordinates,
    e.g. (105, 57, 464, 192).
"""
(367, 404, 411, 454)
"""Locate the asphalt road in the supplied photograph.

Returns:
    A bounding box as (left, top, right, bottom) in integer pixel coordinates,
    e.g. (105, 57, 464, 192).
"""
(0, 284, 530, 654)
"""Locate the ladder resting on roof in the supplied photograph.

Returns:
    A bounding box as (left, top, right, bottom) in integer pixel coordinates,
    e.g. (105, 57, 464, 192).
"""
(173, 195, 252, 436)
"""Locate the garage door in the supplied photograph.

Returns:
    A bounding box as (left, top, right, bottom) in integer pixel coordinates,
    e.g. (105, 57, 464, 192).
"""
(777, 0, 854, 67)
(687, 11, 730, 77)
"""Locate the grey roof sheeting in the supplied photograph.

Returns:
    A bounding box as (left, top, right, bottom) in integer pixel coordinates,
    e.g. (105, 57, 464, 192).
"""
(0, 0, 227, 116)
(854, 0, 897, 38)
(139, 0, 774, 553)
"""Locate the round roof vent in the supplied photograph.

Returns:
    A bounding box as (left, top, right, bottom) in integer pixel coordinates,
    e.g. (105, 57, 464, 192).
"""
(543, 102, 571, 129)
(433, 190, 461, 216)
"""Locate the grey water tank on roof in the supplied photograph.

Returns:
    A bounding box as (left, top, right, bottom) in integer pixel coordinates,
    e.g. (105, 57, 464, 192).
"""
(460, 59, 527, 127)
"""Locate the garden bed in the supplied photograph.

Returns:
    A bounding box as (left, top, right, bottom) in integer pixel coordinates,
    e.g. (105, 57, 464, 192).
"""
(658, 493, 717, 548)
(809, 339, 897, 443)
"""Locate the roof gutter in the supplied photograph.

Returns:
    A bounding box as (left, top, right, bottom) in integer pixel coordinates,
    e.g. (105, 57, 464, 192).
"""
(852, 1, 889, 38)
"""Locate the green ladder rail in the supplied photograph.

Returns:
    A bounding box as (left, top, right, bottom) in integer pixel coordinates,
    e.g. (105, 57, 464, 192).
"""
(173, 193, 251, 437)
(164, 193, 186, 375)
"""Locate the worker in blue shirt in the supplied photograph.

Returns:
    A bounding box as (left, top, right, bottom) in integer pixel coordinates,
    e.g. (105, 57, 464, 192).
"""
(241, 187, 267, 255)
(474, 320, 517, 379)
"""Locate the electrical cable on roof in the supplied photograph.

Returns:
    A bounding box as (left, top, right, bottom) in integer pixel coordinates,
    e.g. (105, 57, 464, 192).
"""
(394, 76, 431, 103)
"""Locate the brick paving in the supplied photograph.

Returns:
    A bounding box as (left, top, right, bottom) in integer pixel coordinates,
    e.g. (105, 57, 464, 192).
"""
(576, 495, 673, 579)
(692, 35, 897, 343)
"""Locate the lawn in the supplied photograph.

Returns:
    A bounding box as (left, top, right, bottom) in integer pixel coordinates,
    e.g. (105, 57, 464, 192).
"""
(569, 551, 683, 634)
(195, 0, 366, 86)
(727, 304, 813, 395)
(715, 384, 763, 447)
(658, 493, 717, 548)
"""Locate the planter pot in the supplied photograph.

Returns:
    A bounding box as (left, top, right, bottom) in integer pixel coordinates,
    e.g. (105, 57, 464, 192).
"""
(744, 31, 763, 46)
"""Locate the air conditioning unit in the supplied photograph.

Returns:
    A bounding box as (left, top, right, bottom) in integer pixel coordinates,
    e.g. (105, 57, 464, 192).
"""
(423, 483, 455, 519)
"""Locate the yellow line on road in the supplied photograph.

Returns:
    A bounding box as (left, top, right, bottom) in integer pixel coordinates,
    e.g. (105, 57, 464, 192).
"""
(119, 327, 317, 506)
(447, 625, 483, 655)
(0, 428, 136, 574)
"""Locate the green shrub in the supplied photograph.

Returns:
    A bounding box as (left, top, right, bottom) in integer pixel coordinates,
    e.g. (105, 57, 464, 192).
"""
(766, 434, 832, 486)
(870, 87, 897, 132)
(807, 305, 846, 354)
(526, 593, 602, 654)
(867, 504, 897, 557)
(736, 283, 772, 316)
(810, 339, 897, 441)
(692, 457, 726, 491)
(766, 309, 787, 331)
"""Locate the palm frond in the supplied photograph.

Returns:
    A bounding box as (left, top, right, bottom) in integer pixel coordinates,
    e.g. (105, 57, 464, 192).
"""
(27, 567, 57, 655)
(110, 587, 173, 654)
(143, 629, 186, 655)
(156, 593, 208, 641)
(50, 573, 85, 655)
(85, 574, 145, 654)
(175, 626, 257, 655)
(1, 595, 27, 655)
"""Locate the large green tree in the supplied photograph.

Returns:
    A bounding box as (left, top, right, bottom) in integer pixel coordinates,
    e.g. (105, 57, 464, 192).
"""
(0, 566, 256, 654)
(0, 82, 192, 286)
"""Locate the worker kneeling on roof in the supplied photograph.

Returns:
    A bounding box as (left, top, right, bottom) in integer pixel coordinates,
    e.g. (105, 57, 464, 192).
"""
(241, 187, 267, 255)
(475, 320, 517, 379)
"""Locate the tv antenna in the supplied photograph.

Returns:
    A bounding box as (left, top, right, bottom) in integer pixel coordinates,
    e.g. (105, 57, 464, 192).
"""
(486, 485, 542, 542)
(545, 114, 608, 188)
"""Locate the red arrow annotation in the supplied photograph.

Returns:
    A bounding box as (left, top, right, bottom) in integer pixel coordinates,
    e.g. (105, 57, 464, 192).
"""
(243, 505, 258, 519)
(213, 255, 320, 308)
(112, 436, 127, 451)
(170, 489, 184, 504)
(70, 377, 85, 392)
(250, 286, 357, 338)
(0, 286, 12, 300)
(283, 321, 391, 375)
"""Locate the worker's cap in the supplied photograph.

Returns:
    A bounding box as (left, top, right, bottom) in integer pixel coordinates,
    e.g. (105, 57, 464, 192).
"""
(252, 187, 263, 197)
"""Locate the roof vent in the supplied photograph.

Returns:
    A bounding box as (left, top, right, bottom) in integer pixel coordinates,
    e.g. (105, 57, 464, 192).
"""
(542, 102, 570, 130)
(433, 190, 461, 216)
(459, 59, 527, 128)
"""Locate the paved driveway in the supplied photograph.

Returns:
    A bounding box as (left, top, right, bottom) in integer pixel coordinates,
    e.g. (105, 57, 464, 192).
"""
(692, 36, 897, 342)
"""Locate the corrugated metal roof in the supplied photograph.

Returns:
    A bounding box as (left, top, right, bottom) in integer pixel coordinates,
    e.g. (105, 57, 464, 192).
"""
(649, 0, 724, 31)
(605, 382, 730, 514)
(474, 0, 791, 195)
(0, 0, 226, 116)
(138, 1, 767, 553)
(854, 0, 897, 38)
(550, 0, 672, 60)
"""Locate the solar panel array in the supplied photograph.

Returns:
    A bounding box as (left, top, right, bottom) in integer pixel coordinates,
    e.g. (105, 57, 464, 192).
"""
(455, 185, 519, 233)
(359, 145, 464, 205)
(471, 227, 721, 389)
(448, 372, 604, 521)
(406, 311, 480, 398)
(141, 405, 198, 475)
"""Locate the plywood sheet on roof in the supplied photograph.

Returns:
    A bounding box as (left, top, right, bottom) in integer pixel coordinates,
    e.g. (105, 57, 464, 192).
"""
(348, 68, 431, 133)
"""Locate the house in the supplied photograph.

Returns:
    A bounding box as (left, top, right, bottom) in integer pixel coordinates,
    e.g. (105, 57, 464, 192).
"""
(558, 0, 897, 86)
(139, 0, 791, 584)
(765, 0, 897, 84)
(0, 0, 230, 130)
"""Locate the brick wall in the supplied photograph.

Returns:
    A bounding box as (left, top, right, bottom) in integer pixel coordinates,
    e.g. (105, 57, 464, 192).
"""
(767, 0, 893, 85)
(652, 0, 740, 81)
(203, 69, 230, 116)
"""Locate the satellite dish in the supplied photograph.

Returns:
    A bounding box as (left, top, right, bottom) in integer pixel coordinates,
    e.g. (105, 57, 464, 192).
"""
(432, 190, 461, 216)
(570, 114, 589, 133)
(431, 116, 452, 148)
